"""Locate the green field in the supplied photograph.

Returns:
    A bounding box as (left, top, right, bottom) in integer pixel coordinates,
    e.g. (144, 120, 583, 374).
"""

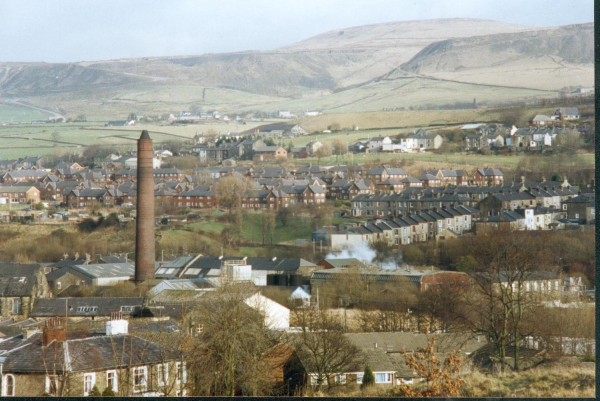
(0, 103, 54, 123)
(189, 213, 315, 245)
(0, 119, 274, 159)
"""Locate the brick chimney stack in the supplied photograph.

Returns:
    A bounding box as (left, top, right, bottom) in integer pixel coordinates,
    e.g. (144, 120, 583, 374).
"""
(135, 130, 156, 282)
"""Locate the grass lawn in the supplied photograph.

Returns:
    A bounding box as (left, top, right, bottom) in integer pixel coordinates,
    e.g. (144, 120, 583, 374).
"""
(188, 213, 315, 245)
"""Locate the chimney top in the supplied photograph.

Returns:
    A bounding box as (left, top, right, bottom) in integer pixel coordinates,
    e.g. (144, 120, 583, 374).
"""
(140, 130, 151, 140)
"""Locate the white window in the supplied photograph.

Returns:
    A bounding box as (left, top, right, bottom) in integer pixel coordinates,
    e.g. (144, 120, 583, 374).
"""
(310, 375, 318, 386)
(356, 373, 364, 384)
(375, 373, 392, 383)
(133, 367, 147, 392)
(46, 375, 59, 395)
(176, 362, 187, 384)
(533, 282, 538, 291)
(157, 364, 168, 386)
(526, 282, 530, 291)
(57, 282, 62, 290)
(83, 373, 95, 396)
(334, 374, 346, 384)
(555, 281, 559, 291)
(3, 374, 15, 396)
(107, 370, 118, 393)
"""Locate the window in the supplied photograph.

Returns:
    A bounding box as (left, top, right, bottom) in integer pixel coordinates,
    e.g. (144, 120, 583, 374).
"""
(310, 375, 318, 385)
(3, 374, 15, 396)
(57, 282, 62, 290)
(176, 362, 187, 384)
(83, 373, 95, 396)
(46, 375, 59, 395)
(356, 373, 364, 384)
(77, 306, 98, 312)
(375, 373, 392, 383)
(133, 367, 147, 392)
(107, 370, 118, 393)
(555, 281, 559, 291)
(157, 364, 168, 386)
(120, 306, 135, 312)
(334, 374, 346, 384)
(12, 298, 22, 315)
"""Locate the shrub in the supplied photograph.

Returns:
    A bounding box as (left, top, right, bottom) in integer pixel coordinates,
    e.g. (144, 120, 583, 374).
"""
(361, 365, 375, 389)
(88, 385, 102, 396)
(102, 387, 116, 396)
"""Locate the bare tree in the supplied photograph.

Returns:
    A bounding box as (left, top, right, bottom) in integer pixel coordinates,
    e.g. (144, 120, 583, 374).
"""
(332, 138, 347, 162)
(314, 143, 332, 165)
(455, 228, 549, 371)
(291, 307, 363, 391)
(214, 176, 251, 214)
(182, 283, 285, 396)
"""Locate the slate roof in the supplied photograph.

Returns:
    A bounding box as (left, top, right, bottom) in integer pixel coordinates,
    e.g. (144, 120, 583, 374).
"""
(68, 263, 135, 278)
(345, 332, 482, 354)
(0, 333, 181, 373)
(30, 297, 145, 317)
(0, 263, 41, 297)
(477, 168, 503, 177)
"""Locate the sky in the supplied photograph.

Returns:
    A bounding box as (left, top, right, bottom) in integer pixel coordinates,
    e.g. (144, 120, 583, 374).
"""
(0, 0, 594, 63)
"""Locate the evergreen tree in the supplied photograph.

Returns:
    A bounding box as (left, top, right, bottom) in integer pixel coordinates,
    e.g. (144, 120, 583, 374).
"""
(89, 385, 102, 396)
(361, 365, 375, 389)
(102, 387, 116, 397)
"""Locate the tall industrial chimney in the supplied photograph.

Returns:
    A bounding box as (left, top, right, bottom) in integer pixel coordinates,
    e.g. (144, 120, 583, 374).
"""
(135, 130, 155, 282)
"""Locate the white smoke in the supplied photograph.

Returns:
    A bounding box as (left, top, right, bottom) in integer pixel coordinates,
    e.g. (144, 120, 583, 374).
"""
(326, 241, 402, 270)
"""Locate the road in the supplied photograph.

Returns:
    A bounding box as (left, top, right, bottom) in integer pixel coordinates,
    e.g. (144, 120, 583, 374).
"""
(6, 99, 64, 119)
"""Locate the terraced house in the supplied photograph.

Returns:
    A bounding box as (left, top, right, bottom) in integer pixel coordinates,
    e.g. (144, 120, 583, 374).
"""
(0, 315, 186, 397)
(65, 188, 120, 209)
(332, 206, 476, 248)
(351, 190, 476, 217)
(0, 186, 40, 205)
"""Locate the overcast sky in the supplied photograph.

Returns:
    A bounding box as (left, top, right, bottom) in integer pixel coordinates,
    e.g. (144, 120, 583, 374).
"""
(0, 0, 594, 63)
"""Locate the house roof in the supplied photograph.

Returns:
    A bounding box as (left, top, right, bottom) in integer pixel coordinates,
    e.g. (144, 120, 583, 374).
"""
(30, 297, 145, 317)
(60, 263, 135, 279)
(0, 333, 181, 373)
(0, 263, 41, 297)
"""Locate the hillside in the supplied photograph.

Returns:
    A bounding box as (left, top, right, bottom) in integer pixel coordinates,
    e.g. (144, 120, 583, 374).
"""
(396, 23, 594, 90)
(0, 19, 593, 117)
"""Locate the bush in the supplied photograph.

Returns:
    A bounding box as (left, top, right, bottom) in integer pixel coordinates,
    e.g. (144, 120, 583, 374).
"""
(361, 365, 375, 389)
(334, 200, 342, 207)
(88, 385, 101, 396)
(102, 386, 116, 396)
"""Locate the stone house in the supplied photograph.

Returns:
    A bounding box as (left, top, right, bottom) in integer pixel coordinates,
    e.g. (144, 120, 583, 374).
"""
(0, 263, 51, 320)
(0, 316, 186, 397)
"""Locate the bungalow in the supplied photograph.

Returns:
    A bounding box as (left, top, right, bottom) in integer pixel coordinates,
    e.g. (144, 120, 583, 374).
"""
(532, 115, 554, 126)
(252, 146, 288, 162)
